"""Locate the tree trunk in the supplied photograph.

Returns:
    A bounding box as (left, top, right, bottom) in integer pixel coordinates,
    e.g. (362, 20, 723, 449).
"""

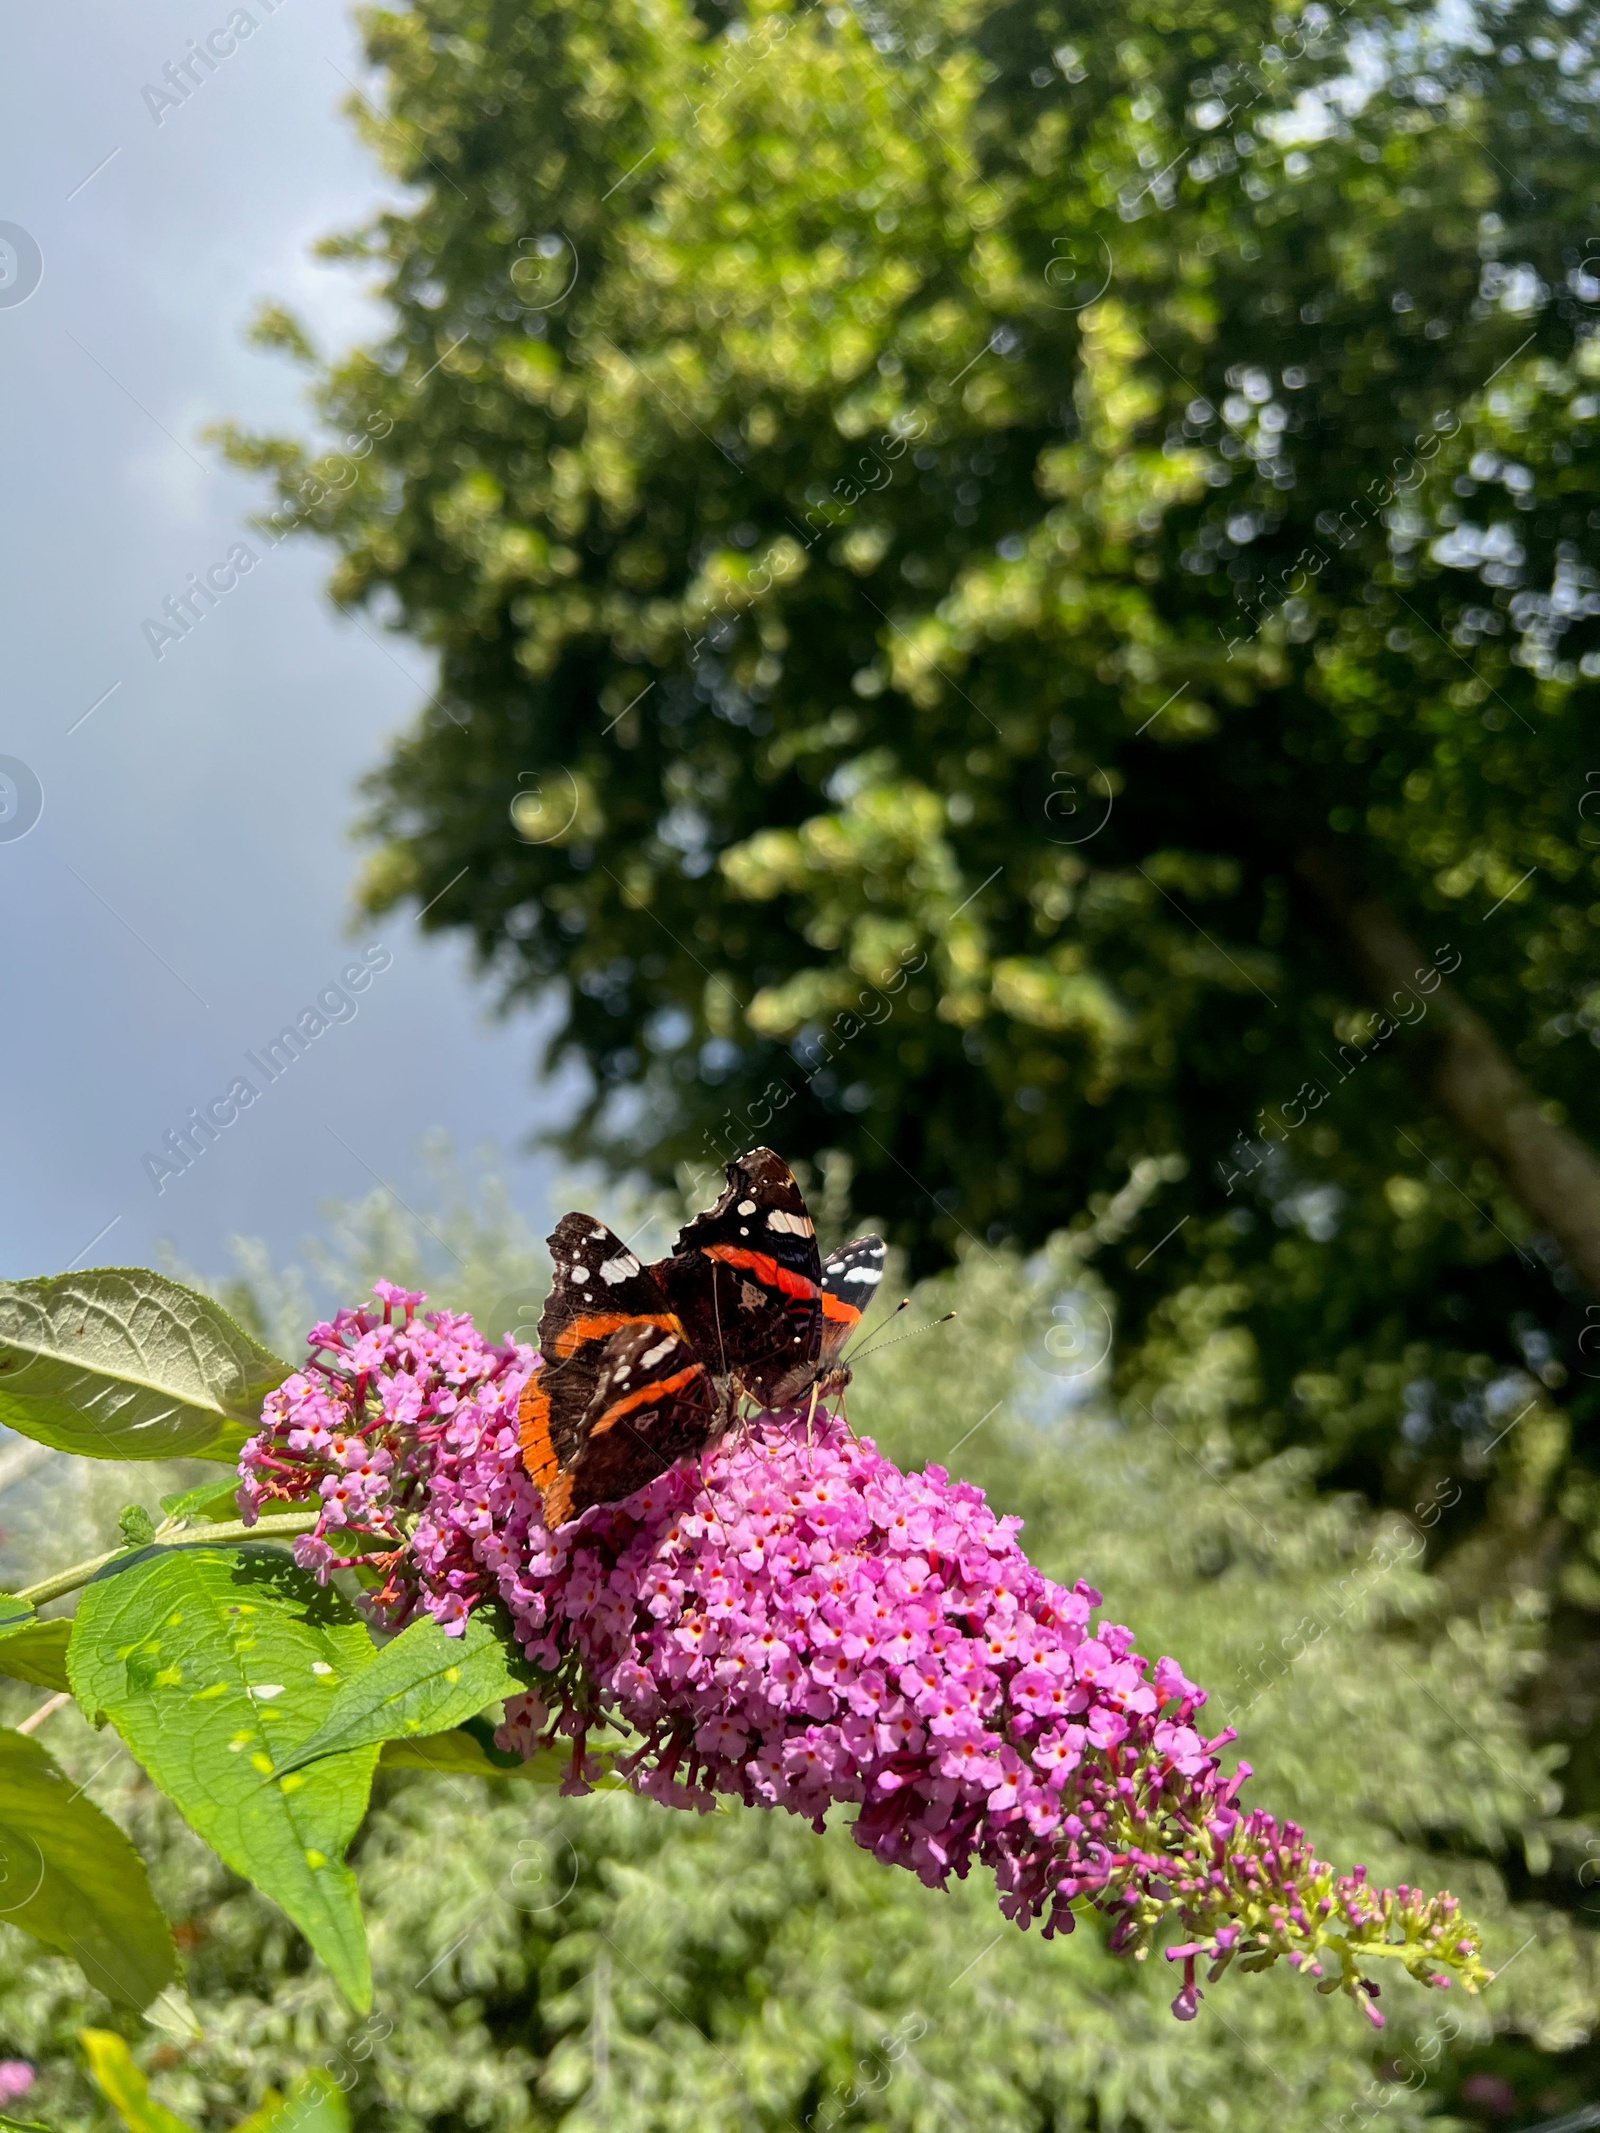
(1297, 845, 1600, 1296)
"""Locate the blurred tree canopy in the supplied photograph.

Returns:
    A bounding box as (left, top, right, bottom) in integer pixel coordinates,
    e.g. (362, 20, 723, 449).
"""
(227, 0, 1600, 1754)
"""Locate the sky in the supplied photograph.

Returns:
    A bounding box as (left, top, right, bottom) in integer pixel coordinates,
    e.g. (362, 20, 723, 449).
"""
(0, 2, 574, 1293)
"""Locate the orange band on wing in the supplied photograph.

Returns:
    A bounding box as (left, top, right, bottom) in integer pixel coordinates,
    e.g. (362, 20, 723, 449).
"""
(551, 1309, 682, 1360)
(518, 1373, 558, 1486)
(540, 1470, 575, 1527)
(588, 1364, 707, 1437)
(704, 1245, 819, 1302)
(821, 1292, 862, 1326)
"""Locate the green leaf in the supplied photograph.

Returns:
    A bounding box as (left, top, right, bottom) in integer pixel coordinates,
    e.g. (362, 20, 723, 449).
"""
(0, 1618, 71, 1693)
(0, 2115, 56, 2133)
(273, 1612, 524, 1776)
(68, 1547, 379, 2009)
(0, 1593, 71, 1690)
(0, 1270, 289, 1462)
(377, 1719, 619, 1787)
(234, 2072, 350, 2133)
(378, 1730, 566, 1783)
(379, 1727, 526, 1776)
(0, 1730, 176, 2009)
(79, 2029, 196, 2133)
(158, 1480, 243, 1526)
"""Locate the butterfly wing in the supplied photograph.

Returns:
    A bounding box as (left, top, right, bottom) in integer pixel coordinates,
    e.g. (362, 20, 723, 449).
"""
(544, 1319, 717, 1525)
(520, 1212, 706, 1524)
(818, 1234, 887, 1363)
(649, 1146, 824, 1403)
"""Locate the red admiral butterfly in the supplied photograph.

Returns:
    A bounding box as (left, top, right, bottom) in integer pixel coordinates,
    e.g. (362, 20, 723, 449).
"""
(518, 1147, 885, 1526)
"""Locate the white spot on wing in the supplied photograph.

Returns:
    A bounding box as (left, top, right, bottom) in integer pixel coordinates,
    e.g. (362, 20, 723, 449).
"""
(640, 1336, 677, 1369)
(766, 1209, 814, 1236)
(843, 1265, 883, 1285)
(599, 1253, 640, 1284)
(737, 1199, 757, 1215)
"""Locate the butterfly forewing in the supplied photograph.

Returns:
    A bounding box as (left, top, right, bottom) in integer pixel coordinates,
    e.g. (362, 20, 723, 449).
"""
(649, 1146, 825, 1403)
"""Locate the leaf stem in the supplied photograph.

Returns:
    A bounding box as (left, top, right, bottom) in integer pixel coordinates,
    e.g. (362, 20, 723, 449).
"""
(15, 1512, 321, 1609)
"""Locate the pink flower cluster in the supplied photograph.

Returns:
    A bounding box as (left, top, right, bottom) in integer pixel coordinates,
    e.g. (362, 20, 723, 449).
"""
(239, 1286, 1490, 2023)
(238, 1280, 530, 1622)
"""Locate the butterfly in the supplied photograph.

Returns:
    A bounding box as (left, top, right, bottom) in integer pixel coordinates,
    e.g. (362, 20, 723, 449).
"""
(518, 1147, 885, 1527)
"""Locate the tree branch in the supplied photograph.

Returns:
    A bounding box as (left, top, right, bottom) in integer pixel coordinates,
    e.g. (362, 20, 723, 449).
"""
(1298, 846, 1600, 1296)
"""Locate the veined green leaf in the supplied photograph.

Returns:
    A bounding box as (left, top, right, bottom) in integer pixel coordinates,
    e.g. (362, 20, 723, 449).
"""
(80, 2029, 196, 2133)
(0, 1617, 71, 1693)
(0, 1270, 288, 1462)
(68, 1547, 378, 2009)
(234, 2071, 350, 2133)
(274, 1612, 524, 1776)
(0, 1730, 176, 2009)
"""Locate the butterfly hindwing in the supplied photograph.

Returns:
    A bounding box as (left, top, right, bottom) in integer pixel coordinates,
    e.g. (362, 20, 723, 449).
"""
(554, 1319, 718, 1524)
(520, 1213, 709, 1525)
(649, 1147, 824, 1403)
(818, 1234, 887, 1362)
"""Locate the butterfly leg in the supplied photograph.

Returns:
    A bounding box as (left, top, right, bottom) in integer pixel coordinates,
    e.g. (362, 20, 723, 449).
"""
(804, 1377, 822, 1450)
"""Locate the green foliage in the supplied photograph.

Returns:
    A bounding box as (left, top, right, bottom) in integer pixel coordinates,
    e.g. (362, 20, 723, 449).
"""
(82, 2030, 351, 2133)
(67, 1550, 382, 2012)
(157, 1486, 254, 1533)
(0, 1729, 175, 2011)
(0, 1274, 288, 1466)
(271, 1615, 526, 1779)
(375, 1726, 572, 1780)
(0, 1616, 73, 1695)
(230, 2071, 350, 2133)
(81, 2028, 199, 2133)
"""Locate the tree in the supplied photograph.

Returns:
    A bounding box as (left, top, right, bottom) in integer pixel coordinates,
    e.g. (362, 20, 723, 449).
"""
(223, 0, 1600, 1798)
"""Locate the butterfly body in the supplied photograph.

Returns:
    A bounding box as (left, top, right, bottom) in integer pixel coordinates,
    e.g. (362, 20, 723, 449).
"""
(518, 1149, 884, 1526)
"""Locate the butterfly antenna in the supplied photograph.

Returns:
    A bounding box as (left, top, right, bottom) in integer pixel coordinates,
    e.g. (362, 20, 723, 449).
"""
(848, 1311, 957, 1369)
(838, 1295, 911, 1369)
